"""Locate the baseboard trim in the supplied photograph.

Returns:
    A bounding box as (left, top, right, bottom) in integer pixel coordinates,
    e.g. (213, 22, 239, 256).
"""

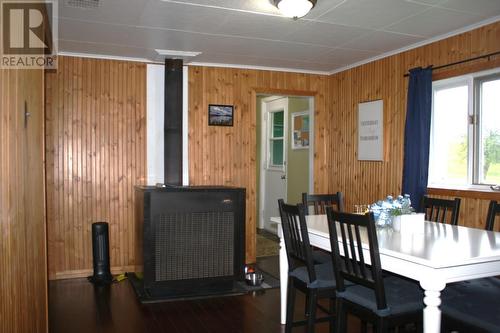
(51, 265, 142, 280)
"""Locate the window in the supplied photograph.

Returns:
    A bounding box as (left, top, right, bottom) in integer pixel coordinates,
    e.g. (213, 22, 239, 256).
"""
(269, 110, 284, 167)
(476, 75, 500, 184)
(429, 69, 500, 188)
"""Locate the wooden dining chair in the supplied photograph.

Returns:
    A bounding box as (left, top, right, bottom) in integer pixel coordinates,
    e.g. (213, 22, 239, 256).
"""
(485, 200, 500, 231)
(302, 192, 344, 215)
(441, 277, 500, 332)
(278, 199, 336, 333)
(326, 208, 424, 333)
(440, 200, 500, 332)
(421, 195, 461, 225)
(302, 192, 345, 265)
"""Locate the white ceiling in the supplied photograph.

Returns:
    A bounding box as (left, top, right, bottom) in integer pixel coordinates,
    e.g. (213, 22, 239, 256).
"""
(58, 0, 500, 73)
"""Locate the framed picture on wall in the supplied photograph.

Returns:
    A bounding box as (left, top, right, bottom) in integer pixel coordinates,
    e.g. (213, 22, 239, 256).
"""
(208, 104, 234, 126)
(358, 99, 384, 161)
(292, 111, 310, 149)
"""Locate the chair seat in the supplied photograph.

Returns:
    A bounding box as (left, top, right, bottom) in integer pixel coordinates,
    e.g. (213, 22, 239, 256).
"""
(442, 277, 500, 332)
(337, 275, 424, 317)
(289, 262, 336, 288)
(312, 250, 331, 264)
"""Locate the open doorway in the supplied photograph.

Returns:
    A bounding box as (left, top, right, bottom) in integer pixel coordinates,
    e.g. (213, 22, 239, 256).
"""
(255, 94, 314, 264)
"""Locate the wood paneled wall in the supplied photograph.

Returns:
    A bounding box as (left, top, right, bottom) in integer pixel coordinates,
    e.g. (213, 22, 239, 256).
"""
(0, 68, 47, 332)
(45, 22, 499, 276)
(328, 21, 500, 228)
(45, 57, 147, 279)
(426, 192, 500, 231)
(188, 68, 330, 262)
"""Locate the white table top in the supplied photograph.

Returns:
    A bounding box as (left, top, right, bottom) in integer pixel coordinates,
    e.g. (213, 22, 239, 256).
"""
(272, 214, 500, 332)
(270, 215, 500, 269)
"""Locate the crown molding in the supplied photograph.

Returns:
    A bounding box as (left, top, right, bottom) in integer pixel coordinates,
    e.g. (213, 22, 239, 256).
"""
(187, 61, 330, 75)
(57, 51, 157, 63)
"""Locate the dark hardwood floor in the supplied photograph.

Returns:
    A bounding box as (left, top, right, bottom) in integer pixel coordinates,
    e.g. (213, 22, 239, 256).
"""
(49, 256, 364, 333)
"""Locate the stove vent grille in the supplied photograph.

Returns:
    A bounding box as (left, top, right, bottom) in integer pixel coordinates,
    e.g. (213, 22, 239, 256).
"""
(155, 211, 234, 281)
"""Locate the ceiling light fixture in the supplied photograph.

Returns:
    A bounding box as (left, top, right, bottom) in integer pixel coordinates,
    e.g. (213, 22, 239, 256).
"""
(273, 0, 316, 19)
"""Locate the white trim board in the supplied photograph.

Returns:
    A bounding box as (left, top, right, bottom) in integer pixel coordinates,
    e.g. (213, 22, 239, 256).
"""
(146, 64, 165, 185)
(58, 51, 155, 63)
(182, 66, 189, 186)
(146, 64, 190, 185)
(187, 61, 330, 75)
(58, 51, 330, 75)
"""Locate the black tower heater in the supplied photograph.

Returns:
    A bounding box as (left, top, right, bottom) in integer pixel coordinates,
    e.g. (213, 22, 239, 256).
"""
(89, 222, 113, 284)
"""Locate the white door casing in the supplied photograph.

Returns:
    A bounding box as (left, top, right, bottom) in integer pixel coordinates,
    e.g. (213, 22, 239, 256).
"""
(260, 97, 288, 233)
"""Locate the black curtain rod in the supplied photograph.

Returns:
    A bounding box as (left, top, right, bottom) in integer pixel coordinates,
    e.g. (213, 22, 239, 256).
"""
(404, 50, 500, 77)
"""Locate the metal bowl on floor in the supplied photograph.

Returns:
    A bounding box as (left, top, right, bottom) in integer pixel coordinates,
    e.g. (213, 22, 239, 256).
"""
(245, 272, 264, 286)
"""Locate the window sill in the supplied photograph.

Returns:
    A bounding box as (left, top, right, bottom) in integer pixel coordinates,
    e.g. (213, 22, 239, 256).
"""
(427, 186, 500, 201)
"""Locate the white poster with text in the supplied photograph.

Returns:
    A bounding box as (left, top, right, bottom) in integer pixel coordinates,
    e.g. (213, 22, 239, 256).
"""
(358, 100, 384, 161)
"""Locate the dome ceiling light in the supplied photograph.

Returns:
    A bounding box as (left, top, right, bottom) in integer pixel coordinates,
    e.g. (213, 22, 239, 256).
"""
(273, 0, 317, 19)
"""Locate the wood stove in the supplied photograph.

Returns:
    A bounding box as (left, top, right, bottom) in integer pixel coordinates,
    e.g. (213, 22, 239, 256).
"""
(135, 186, 245, 298)
(131, 60, 246, 300)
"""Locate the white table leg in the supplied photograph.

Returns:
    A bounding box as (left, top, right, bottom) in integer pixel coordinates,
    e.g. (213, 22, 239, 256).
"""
(420, 279, 446, 333)
(278, 225, 288, 325)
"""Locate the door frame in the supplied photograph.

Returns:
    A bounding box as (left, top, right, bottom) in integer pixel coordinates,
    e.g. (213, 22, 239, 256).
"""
(259, 96, 288, 230)
(257, 94, 315, 230)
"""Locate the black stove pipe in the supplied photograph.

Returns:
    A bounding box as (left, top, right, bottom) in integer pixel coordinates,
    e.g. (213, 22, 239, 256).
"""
(164, 59, 183, 186)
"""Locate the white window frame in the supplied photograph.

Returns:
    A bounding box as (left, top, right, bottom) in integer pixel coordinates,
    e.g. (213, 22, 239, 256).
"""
(474, 72, 500, 185)
(429, 67, 500, 189)
(267, 109, 286, 170)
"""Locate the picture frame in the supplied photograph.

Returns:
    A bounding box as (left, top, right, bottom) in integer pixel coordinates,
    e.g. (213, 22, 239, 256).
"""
(358, 99, 384, 161)
(291, 111, 310, 149)
(208, 104, 234, 126)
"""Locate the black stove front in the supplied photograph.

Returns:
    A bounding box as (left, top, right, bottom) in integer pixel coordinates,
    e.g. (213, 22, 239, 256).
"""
(135, 186, 245, 298)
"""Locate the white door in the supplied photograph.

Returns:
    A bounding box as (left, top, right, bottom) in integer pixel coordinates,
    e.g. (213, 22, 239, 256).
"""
(260, 97, 288, 233)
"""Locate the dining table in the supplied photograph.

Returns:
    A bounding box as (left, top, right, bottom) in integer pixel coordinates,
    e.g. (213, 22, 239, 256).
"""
(270, 215, 500, 333)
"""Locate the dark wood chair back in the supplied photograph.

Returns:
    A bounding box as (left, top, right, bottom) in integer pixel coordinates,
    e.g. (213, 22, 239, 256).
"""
(421, 196, 461, 225)
(302, 192, 344, 215)
(278, 199, 316, 281)
(485, 200, 500, 231)
(326, 208, 387, 310)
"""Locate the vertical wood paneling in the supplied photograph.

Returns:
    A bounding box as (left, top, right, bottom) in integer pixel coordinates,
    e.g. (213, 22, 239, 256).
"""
(188, 67, 330, 262)
(0, 68, 47, 332)
(45, 56, 146, 279)
(189, 22, 500, 263)
(328, 21, 500, 225)
(44, 23, 499, 276)
(427, 194, 499, 231)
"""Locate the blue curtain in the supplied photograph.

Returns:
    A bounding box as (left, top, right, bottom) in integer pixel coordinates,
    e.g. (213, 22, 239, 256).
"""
(402, 67, 433, 212)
